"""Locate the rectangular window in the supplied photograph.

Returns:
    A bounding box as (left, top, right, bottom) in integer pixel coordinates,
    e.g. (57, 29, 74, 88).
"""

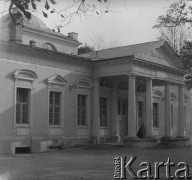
(184, 106, 187, 128)
(137, 101, 143, 127)
(153, 103, 159, 128)
(16, 88, 30, 124)
(49, 91, 61, 125)
(77, 94, 87, 126)
(118, 101, 121, 115)
(100, 97, 107, 127)
(171, 104, 174, 128)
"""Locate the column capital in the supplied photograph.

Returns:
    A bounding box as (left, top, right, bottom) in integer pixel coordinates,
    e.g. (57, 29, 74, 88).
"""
(146, 77, 153, 83)
(178, 83, 185, 88)
(93, 77, 100, 82)
(165, 81, 170, 85)
(128, 74, 136, 79)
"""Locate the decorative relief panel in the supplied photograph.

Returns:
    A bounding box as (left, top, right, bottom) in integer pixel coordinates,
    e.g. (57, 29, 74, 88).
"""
(16, 127, 31, 136)
(77, 128, 89, 136)
(49, 127, 62, 136)
(100, 128, 109, 136)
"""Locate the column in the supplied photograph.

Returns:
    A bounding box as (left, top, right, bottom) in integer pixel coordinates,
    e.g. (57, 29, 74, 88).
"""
(164, 82, 171, 137)
(178, 84, 185, 137)
(110, 81, 118, 141)
(92, 78, 100, 143)
(127, 75, 137, 138)
(146, 78, 153, 137)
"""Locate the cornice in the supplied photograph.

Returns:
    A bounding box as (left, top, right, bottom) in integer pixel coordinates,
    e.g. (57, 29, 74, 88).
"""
(23, 25, 81, 46)
(134, 58, 185, 76)
(0, 41, 93, 67)
(93, 56, 134, 67)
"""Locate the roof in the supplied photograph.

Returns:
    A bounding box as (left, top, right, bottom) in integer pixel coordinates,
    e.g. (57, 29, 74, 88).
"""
(0, 13, 81, 44)
(79, 40, 166, 60)
(23, 15, 50, 30)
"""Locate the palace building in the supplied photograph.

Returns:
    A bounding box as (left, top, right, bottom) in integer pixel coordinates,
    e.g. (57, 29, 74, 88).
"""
(0, 12, 191, 154)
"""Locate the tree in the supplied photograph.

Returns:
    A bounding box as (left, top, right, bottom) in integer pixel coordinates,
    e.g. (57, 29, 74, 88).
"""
(156, 24, 192, 53)
(91, 34, 120, 51)
(78, 43, 94, 54)
(1, 0, 109, 30)
(154, 0, 192, 28)
(153, 0, 192, 88)
(180, 41, 192, 88)
(154, 0, 192, 53)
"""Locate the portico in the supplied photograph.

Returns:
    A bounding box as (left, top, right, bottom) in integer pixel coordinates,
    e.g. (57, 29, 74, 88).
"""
(90, 41, 189, 146)
(0, 12, 191, 154)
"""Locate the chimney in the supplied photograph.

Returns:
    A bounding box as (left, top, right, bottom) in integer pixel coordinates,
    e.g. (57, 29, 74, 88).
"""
(9, 7, 23, 43)
(68, 32, 78, 41)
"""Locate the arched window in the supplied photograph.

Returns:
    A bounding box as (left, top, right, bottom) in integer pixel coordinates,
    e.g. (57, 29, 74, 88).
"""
(13, 69, 38, 136)
(29, 40, 36, 47)
(43, 43, 57, 51)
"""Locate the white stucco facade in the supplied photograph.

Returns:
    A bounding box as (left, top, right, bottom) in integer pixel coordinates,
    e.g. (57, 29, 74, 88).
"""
(0, 13, 191, 154)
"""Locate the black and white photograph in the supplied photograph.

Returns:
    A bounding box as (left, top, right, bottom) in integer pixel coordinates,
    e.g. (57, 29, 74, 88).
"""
(0, 0, 192, 179)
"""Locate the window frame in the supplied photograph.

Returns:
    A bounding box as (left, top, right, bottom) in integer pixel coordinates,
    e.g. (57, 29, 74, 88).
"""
(171, 104, 174, 129)
(48, 89, 64, 127)
(13, 69, 38, 135)
(77, 94, 88, 126)
(75, 78, 92, 135)
(43, 43, 57, 51)
(16, 87, 31, 124)
(100, 97, 108, 127)
(184, 105, 187, 129)
(14, 85, 33, 128)
(152, 102, 159, 128)
(76, 90, 90, 128)
(49, 91, 62, 126)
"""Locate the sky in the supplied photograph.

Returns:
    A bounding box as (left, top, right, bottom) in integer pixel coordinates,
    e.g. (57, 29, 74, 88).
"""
(42, 0, 177, 47)
(0, 0, 177, 47)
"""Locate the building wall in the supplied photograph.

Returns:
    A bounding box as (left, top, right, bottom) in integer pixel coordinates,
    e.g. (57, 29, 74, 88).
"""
(22, 30, 78, 55)
(0, 46, 93, 154)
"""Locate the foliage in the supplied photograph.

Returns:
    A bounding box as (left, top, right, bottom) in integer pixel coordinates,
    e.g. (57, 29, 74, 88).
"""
(91, 34, 120, 51)
(180, 41, 192, 88)
(157, 24, 192, 53)
(154, 0, 192, 53)
(78, 43, 94, 54)
(154, 0, 192, 28)
(153, 0, 192, 87)
(6, 0, 109, 29)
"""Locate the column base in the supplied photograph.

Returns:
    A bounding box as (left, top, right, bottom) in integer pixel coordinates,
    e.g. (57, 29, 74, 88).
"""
(110, 136, 122, 143)
(123, 136, 158, 148)
(160, 136, 190, 147)
(160, 136, 174, 141)
(91, 136, 101, 144)
(123, 136, 139, 141)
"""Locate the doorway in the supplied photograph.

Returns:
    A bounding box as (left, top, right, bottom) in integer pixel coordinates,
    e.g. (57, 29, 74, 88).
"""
(136, 100, 145, 137)
(117, 99, 128, 140)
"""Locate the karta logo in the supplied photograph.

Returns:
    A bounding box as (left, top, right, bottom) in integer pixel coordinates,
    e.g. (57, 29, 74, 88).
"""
(114, 156, 191, 179)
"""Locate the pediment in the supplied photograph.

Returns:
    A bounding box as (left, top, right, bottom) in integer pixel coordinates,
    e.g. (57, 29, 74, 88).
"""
(75, 78, 93, 89)
(137, 42, 184, 70)
(47, 74, 67, 85)
(13, 69, 38, 81)
(153, 90, 162, 97)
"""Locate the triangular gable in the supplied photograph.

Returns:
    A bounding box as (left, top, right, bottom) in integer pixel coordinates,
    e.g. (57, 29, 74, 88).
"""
(137, 41, 184, 70)
(47, 74, 68, 85)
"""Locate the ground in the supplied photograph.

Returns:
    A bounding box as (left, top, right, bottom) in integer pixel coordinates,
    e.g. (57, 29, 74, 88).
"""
(0, 145, 192, 180)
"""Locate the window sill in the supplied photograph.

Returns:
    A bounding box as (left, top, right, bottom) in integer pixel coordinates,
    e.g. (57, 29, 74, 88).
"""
(77, 125, 89, 129)
(16, 124, 31, 128)
(49, 125, 62, 128)
(153, 127, 159, 130)
(100, 126, 109, 129)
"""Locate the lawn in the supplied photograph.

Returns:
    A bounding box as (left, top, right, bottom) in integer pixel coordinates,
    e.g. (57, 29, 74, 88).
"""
(0, 145, 191, 180)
